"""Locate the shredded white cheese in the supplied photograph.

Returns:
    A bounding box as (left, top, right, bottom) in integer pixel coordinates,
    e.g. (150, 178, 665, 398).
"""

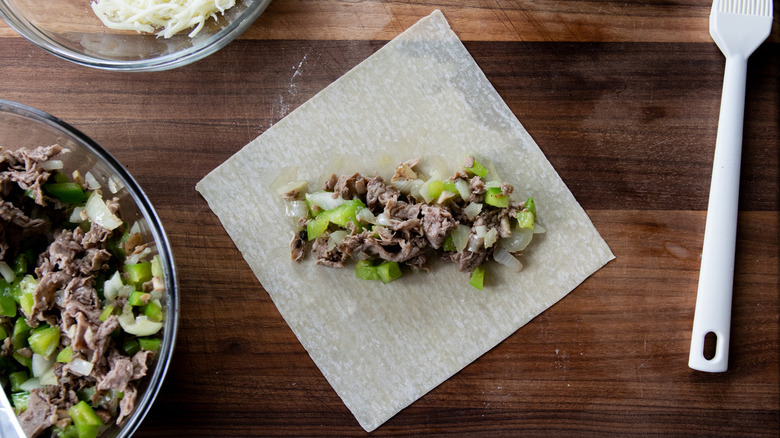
(91, 0, 237, 39)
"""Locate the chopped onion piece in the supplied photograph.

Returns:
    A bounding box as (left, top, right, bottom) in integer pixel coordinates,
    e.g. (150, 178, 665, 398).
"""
(533, 223, 547, 234)
(69, 206, 87, 223)
(285, 200, 308, 219)
(41, 160, 63, 170)
(499, 228, 534, 252)
(328, 230, 348, 251)
(125, 246, 152, 265)
(485, 180, 501, 189)
(305, 191, 346, 211)
(117, 285, 134, 299)
(484, 228, 498, 248)
(356, 208, 376, 225)
(494, 247, 523, 272)
(108, 175, 124, 194)
(40, 367, 58, 386)
(375, 213, 394, 227)
(463, 202, 482, 220)
(0, 261, 15, 283)
(20, 378, 42, 392)
(85, 192, 122, 230)
(84, 171, 101, 190)
(451, 225, 470, 252)
(437, 190, 457, 204)
(276, 180, 308, 198)
(469, 225, 487, 252)
(69, 358, 94, 376)
(118, 311, 163, 337)
(32, 354, 55, 377)
(455, 179, 471, 200)
(103, 271, 123, 300)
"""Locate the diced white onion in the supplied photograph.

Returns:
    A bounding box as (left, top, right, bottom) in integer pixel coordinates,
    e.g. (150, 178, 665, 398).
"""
(41, 160, 63, 170)
(285, 200, 308, 220)
(84, 171, 101, 190)
(125, 246, 152, 265)
(390, 178, 416, 194)
(276, 180, 308, 198)
(103, 271, 123, 300)
(486, 161, 502, 181)
(493, 246, 523, 272)
(499, 228, 534, 252)
(463, 202, 482, 220)
(485, 180, 501, 189)
(69, 206, 87, 223)
(108, 175, 124, 194)
(39, 367, 58, 386)
(469, 226, 488, 252)
(533, 223, 547, 234)
(356, 208, 376, 225)
(375, 213, 394, 227)
(455, 179, 471, 200)
(437, 190, 456, 204)
(69, 358, 94, 376)
(0, 261, 16, 283)
(117, 285, 134, 299)
(451, 225, 470, 252)
(118, 305, 163, 336)
(419, 180, 434, 203)
(32, 354, 55, 378)
(483, 228, 498, 248)
(20, 378, 42, 392)
(305, 191, 345, 211)
(85, 192, 122, 230)
(327, 230, 348, 251)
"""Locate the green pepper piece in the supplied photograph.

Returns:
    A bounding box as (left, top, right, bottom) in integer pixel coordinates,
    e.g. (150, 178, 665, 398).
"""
(323, 199, 366, 228)
(68, 401, 102, 427)
(127, 291, 148, 307)
(52, 425, 79, 438)
(443, 234, 456, 252)
(469, 266, 485, 290)
(12, 317, 32, 350)
(20, 291, 34, 317)
(43, 182, 88, 204)
(355, 259, 379, 281)
(0, 295, 16, 317)
(442, 180, 458, 194)
(75, 424, 99, 438)
(151, 255, 164, 277)
(9, 370, 29, 392)
(29, 325, 61, 357)
(516, 211, 534, 229)
(99, 304, 116, 321)
(124, 262, 153, 288)
(0, 325, 7, 341)
(306, 215, 330, 241)
(0, 277, 10, 296)
(10, 275, 37, 305)
(143, 300, 163, 322)
(13, 251, 33, 276)
(376, 261, 402, 284)
(123, 339, 141, 356)
(484, 187, 509, 208)
(56, 346, 73, 363)
(139, 337, 162, 352)
(11, 391, 30, 414)
(465, 157, 488, 178)
(524, 196, 536, 218)
(426, 180, 444, 200)
(51, 171, 70, 184)
(12, 352, 32, 368)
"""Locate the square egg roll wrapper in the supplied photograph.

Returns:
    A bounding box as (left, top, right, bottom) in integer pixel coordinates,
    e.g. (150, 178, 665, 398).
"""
(196, 10, 614, 432)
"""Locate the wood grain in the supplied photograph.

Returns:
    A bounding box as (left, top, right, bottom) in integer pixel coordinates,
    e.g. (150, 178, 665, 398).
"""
(0, 0, 778, 436)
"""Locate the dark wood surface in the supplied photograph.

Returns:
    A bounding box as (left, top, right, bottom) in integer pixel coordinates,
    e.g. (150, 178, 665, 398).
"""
(1, 0, 778, 436)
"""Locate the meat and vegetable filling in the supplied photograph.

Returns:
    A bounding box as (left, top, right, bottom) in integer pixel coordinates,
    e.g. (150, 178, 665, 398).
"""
(1, 145, 165, 438)
(282, 156, 544, 289)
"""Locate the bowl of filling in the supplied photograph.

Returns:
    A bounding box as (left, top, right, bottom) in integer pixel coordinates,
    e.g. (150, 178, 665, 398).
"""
(0, 0, 272, 71)
(0, 99, 178, 437)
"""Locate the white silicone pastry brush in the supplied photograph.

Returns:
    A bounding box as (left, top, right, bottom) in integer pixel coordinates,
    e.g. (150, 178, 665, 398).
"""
(688, 0, 773, 372)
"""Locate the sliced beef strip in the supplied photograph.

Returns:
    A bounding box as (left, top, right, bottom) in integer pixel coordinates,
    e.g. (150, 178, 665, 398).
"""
(290, 230, 307, 262)
(327, 172, 370, 200)
(18, 388, 58, 438)
(420, 204, 457, 249)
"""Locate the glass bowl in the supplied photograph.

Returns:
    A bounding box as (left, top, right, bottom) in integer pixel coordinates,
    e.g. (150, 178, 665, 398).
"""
(0, 99, 179, 437)
(0, 0, 272, 71)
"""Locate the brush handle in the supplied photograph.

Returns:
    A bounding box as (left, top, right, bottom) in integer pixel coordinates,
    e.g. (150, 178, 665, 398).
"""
(688, 57, 747, 372)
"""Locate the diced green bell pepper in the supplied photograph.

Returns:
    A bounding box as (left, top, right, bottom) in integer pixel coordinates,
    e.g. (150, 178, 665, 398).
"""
(11, 391, 30, 413)
(321, 199, 366, 228)
(20, 291, 34, 317)
(123, 339, 140, 356)
(12, 317, 32, 350)
(127, 291, 148, 307)
(376, 261, 402, 284)
(151, 255, 164, 278)
(465, 158, 488, 178)
(29, 325, 61, 357)
(0, 325, 7, 341)
(139, 337, 162, 352)
(355, 259, 379, 281)
(10, 275, 37, 305)
(57, 346, 73, 363)
(443, 234, 456, 252)
(143, 300, 163, 323)
(442, 180, 458, 194)
(426, 180, 444, 200)
(43, 182, 88, 204)
(68, 400, 102, 427)
(75, 424, 99, 438)
(306, 215, 330, 241)
(13, 251, 33, 276)
(9, 370, 29, 392)
(0, 295, 16, 317)
(484, 187, 509, 208)
(52, 424, 79, 438)
(516, 211, 534, 229)
(99, 304, 116, 322)
(124, 262, 152, 288)
(524, 196, 536, 218)
(469, 266, 485, 290)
